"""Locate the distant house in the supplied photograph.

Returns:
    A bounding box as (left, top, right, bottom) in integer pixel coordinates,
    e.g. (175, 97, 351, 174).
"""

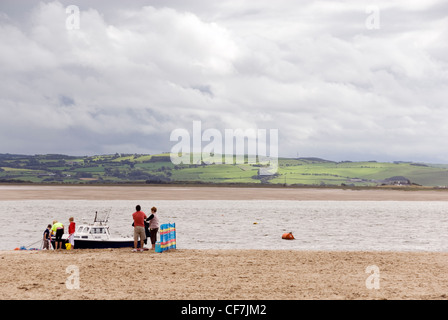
(383, 176, 411, 185)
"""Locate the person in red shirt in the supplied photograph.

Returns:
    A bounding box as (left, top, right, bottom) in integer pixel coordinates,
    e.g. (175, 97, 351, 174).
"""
(68, 217, 76, 249)
(132, 205, 147, 252)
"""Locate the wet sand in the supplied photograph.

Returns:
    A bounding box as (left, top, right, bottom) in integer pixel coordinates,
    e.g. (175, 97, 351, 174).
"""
(0, 249, 446, 300)
(1, 184, 448, 201)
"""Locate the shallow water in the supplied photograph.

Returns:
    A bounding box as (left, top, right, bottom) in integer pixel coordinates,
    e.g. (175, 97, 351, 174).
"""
(1, 200, 447, 252)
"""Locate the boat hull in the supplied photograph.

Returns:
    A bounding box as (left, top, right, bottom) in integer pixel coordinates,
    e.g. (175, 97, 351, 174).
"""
(52, 239, 140, 249)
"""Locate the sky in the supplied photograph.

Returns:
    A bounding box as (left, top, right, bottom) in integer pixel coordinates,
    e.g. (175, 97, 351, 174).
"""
(0, 0, 447, 162)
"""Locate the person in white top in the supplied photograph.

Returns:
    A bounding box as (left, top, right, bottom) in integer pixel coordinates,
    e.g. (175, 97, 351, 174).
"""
(146, 207, 159, 250)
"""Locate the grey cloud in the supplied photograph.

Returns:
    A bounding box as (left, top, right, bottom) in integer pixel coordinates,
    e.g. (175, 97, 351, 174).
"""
(0, 0, 447, 162)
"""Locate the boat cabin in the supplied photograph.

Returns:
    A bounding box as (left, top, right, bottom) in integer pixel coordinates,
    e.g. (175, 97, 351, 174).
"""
(74, 224, 111, 240)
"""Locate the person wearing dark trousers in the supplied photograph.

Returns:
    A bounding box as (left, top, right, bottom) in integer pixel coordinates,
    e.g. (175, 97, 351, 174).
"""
(52, 220, 64, 250)
(146, 207, 159, 250)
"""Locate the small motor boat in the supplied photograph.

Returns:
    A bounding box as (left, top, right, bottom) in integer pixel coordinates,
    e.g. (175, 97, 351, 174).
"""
(52, 211, 137, 249)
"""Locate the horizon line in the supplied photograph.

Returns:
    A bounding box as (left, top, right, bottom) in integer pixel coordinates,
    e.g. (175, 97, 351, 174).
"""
(0, 152, 443, 165)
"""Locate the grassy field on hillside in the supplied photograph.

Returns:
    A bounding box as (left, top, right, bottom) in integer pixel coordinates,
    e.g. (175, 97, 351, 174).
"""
(1, 153, 448, 187)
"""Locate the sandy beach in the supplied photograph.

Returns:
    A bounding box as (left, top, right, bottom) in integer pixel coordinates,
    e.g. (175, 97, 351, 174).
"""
(0, 249, 446, 300)
(1, 184, 448, 201)
(0, 185, 447, 300)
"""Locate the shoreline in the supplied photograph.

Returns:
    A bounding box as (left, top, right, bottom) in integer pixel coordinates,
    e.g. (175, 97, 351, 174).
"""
(1, 185, 446, 300)
(1, 184, 448, 201)
(0, 248, 446, 300)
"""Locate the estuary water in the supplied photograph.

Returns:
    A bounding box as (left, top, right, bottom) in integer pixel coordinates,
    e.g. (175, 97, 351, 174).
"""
(0, 200, 447, 252)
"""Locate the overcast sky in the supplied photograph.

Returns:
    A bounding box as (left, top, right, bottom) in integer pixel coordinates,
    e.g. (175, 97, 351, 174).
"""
(0, 0, 447, 162)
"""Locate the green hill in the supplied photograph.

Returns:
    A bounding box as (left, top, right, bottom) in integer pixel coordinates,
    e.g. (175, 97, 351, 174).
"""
(1, 153, 448, 187)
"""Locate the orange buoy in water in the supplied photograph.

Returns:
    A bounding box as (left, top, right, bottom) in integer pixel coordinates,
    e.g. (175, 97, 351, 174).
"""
(282, 232, 295, 240)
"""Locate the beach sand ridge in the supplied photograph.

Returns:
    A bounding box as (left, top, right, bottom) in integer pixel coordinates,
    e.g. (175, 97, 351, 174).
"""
(0, 249, 446, 300)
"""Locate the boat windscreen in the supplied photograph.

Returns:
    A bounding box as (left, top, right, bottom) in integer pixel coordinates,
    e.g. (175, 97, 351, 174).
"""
(94, 211, 109, 224)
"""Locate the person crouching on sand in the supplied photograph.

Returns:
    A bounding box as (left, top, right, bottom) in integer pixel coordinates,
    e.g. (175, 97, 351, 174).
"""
(132, 205, 147, 252)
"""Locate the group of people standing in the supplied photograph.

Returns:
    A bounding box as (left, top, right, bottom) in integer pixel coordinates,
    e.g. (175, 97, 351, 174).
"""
(42, 217, 76, 250)
(41, 205, 159, 252)
(132, 205, 159, 252)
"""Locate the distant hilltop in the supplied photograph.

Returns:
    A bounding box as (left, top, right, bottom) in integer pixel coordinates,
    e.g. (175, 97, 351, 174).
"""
(1, 153, 448, 187)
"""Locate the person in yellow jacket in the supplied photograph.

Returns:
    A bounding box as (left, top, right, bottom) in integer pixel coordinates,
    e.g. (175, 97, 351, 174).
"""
(52, 220, 64, 250)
